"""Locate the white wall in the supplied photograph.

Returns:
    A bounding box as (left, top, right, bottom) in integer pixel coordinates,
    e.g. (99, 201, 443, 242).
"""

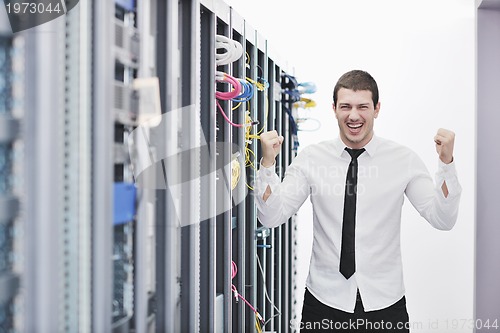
(225, 1, 475, 332)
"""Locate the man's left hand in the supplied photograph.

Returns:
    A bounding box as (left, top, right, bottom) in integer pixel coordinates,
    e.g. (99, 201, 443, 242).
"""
(434, 128, 455, 164)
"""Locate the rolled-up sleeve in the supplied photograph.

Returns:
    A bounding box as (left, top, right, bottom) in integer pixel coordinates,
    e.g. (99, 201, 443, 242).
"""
(405, 155, 462, 231)
(254, 150, 311, 228)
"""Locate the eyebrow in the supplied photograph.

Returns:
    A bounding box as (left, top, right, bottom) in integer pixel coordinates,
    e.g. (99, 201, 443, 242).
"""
(338, 103, 370, 107)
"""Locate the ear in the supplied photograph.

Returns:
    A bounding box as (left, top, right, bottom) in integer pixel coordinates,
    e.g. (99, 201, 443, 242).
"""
(374, 102, 381, 119)
(332, 102, 338, 119)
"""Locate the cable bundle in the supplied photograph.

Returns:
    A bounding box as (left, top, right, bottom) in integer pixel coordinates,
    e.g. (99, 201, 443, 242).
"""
(232, 79, 254, 103)
(246, 77, 268, 92)
(281, 72, 300, 138)
(281, 73, 298, 90)
(231, 261, 264, 332)
(231, 153, 241, 190)
(297, 117, 321, 131)
(294, 96, 321, 132)
(280, 72, 321, 150)
(214, 35, 267, 185)
(298, 81, 317, 94)
(283, 89, 301, 103)
(215, 71, 241, 100)
(216, 35, 243, 66)
(294, 97, 317, 109)
(215, 34, 258, 128)
(215, 71, 258, 128)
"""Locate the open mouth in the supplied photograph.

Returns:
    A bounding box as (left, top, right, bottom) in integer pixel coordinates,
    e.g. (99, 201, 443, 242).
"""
(346, 122, 363, 134)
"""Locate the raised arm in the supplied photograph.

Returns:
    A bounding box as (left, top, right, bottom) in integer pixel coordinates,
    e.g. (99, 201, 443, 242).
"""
(406, 128, 462, 230)
(254, 130, 310, 228)
(434, 128, 456, 198)
(260, 130, 284, 201)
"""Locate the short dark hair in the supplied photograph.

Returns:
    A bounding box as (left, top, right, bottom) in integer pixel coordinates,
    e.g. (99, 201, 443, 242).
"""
(333, 70, 379, 107)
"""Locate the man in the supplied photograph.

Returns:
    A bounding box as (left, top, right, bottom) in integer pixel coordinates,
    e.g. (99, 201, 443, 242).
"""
(255, 70, 461, 332)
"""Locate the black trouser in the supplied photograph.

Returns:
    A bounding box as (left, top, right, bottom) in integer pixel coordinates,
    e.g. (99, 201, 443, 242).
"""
(300, 288, 410, 332)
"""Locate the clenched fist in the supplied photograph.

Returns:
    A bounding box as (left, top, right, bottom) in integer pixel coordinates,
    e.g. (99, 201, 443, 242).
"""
(260, 130, 284, 167)
(434, 128, 455, 164)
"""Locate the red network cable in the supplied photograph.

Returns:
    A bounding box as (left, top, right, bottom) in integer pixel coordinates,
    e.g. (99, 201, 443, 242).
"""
(216, 71, 258, 128)
(231, 260, 264, 324)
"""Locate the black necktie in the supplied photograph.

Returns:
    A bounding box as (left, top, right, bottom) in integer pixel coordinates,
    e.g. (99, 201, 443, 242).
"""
(339, 147, 365, 279)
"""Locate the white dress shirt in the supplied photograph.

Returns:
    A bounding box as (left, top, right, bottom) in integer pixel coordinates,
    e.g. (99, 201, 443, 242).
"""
(255, 135, 461, 313)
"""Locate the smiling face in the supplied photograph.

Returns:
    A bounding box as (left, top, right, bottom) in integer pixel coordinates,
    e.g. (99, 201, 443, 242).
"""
(333, 88, 380, 149)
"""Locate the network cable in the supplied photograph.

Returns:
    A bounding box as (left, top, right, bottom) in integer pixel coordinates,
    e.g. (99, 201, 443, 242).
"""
(256, 254, 282, 328)
(216, 71, 259, 128)
(231, 153, 241, 190)
(231, 260, 264, 332)
(281, 73, 298, 90)
(283, 106, 298, 136)
(216, 71, 241, 99)
(283, 89, 301, 103)
(298, 81, 317, 94)
(294, 97, 317, 109)
(232, 78, 254, 103)
(214, 41, 272, 183)
(216, 35, 243, 66)
(297, 117, 321, 132)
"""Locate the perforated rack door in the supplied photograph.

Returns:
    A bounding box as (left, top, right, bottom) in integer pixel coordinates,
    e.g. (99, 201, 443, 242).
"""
(0, 28, 21, 333)
(198, 1, 299, 332)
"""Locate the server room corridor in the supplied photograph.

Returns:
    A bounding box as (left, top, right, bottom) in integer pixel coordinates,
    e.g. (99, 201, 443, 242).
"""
(0, 0, 312, 331)
(0, 0, 495, 332)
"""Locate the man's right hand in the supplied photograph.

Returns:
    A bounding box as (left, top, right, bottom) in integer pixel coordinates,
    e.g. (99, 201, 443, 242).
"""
(260, 130, 284, 167)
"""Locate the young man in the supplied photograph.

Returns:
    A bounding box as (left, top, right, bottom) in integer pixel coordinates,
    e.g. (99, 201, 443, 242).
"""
(255, 70, 461, 332)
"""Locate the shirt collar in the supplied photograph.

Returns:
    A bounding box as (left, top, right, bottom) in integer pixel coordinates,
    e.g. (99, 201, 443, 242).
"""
(333, 134, 380, 158)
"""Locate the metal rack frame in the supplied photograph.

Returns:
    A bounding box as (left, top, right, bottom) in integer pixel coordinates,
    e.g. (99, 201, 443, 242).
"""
(198, 1, 298, 331)
(0, 9, 21, 333)
(2, 0, 301, 331)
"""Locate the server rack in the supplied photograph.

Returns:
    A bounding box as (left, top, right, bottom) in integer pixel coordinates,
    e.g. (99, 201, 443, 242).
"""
(229, 9, 246, 333)
(155, 0, 183, 332)
(0, 10, 21, 333)
(0, 0, 305, 331)
(17, 3, 95, 332)
(198, 1, 300, 332)
(112, 2, 139, 331)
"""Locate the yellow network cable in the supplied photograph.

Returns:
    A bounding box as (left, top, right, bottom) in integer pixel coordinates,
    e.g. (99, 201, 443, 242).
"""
(256, 93, 269, 136)
(245, 144, 256, 169)
(244, 122, 256, 191)
(241, 52, 275, 192)
(232, 101, 242, 111)
(244, 87, 269, 140)
(244, 51, 269, 138)
(255, 315, 263, 333)
(294, 97, 317, 109)
(243, 84, 271, 192)
(246, 77, 266, 92)
(231, 157, 241, 190)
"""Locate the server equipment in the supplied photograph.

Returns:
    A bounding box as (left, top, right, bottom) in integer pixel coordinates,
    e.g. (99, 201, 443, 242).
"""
(0, 0, 314, 331)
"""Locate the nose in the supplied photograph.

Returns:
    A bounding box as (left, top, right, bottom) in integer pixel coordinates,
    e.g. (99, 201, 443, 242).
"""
(348, 108, 361, 121)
